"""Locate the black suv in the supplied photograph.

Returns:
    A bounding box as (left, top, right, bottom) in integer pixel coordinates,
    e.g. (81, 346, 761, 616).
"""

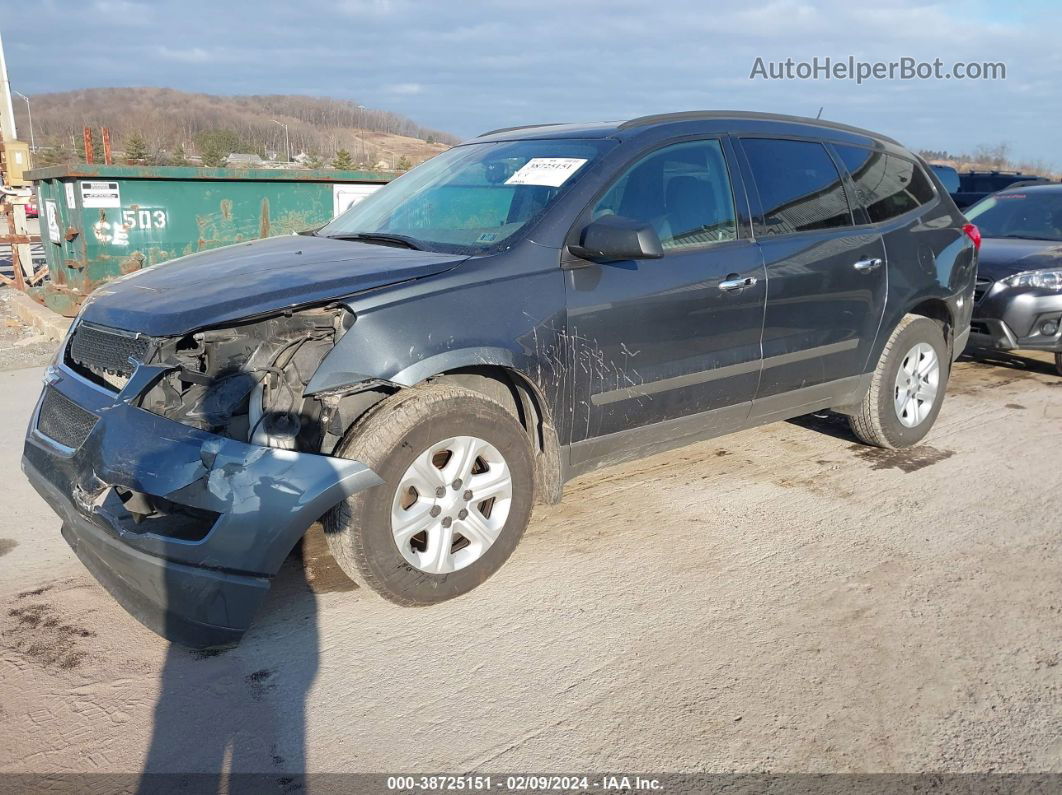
(952, 170, 1052, 209)
(24, 111, 978, 647)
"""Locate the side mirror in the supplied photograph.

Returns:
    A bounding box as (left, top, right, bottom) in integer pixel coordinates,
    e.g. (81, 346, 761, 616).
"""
(568, 216, 664, 262)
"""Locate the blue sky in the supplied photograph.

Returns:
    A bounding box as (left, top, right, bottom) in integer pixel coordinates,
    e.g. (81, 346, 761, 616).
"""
(5, 0, 1061, 166)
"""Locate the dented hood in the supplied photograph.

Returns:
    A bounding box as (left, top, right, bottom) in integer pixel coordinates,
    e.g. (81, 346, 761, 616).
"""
(82, 234, 467, 336)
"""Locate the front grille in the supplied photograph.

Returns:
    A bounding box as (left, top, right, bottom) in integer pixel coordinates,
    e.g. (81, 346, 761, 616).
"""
(36, 387, 99, 449)
(67, 323, 152, 390)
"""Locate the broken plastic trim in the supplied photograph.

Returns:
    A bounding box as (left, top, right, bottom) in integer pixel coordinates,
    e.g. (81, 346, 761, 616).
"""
(136, 306, 353, 452)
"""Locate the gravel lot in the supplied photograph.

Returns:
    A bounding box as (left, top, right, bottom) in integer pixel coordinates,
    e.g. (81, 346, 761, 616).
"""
(0, 349, 1059, 778)
(0, 288, 60, 371)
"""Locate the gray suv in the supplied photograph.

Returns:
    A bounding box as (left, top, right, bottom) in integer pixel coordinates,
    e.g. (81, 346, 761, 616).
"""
(24, 111, 978, 647)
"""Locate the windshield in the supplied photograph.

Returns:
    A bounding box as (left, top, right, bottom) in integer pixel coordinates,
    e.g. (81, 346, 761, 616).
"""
(318, 139, 614, 254)
(965, 191, 1062, 242)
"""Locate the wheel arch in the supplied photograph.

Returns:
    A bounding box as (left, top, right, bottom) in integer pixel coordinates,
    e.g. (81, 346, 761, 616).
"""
(841, 299, 955, 417)
(426, 364, 563, 505)
(323, 355, 564, 506)
(906, 297, 954, 350)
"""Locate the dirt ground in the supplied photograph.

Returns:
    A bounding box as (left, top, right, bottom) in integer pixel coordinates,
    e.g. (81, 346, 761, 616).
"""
(0, 348, 1059, 778)
(0, 288, 60, 371)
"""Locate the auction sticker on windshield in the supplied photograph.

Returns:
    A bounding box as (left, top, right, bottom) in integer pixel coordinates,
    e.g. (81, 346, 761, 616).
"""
(505, 157, 587, 187)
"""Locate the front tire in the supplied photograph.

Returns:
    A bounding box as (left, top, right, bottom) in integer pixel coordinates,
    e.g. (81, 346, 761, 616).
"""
(324, 384, 535, 606)
(849, 314, 950, 449)
(1055, 352, 1062, 377)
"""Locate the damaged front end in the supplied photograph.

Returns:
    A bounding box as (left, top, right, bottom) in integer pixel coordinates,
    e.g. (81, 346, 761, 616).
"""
(138, 307, 348, 451)
(22, 306, 382, 648)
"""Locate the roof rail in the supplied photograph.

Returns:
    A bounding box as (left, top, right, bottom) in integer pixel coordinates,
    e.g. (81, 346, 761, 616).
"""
(477, 122, 567, 138)
(617, 110, 900, 145)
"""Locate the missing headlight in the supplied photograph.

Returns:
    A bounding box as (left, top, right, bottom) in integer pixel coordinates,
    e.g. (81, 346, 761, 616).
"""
(138, 307, 348, 450)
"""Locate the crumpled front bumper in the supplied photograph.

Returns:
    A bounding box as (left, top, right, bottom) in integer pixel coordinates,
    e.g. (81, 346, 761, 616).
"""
(22, 365, 381, 649)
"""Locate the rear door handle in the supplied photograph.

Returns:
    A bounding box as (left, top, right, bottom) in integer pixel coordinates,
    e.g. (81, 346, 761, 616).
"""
(853, 257, 883, 272)
(719, 275, 758, 291)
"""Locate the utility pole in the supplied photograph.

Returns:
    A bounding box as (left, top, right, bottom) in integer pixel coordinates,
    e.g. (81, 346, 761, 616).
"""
(12, 91, 32, 152)
(0, 29, 33, 288)
(271, 119, 290, 162)
(0, 30, 15, 143)
(13, 91, 32, 152)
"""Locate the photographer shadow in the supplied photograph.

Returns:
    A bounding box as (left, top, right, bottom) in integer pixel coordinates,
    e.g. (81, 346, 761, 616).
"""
(138, 539, 324, 794)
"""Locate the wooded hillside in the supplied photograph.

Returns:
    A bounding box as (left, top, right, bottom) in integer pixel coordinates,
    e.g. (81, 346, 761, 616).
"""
(17, 87, 458, 168)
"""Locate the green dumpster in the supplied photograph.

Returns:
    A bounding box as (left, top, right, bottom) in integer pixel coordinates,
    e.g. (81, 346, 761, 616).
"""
(27, 164, 393, 316)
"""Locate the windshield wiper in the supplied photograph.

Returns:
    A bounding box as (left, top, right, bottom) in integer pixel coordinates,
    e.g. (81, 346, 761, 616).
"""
(997, 233, 1059, 241)
(324, 232, 423, 250)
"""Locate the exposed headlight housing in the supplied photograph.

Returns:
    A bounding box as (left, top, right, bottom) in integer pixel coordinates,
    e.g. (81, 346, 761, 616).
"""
(1002, 269, 1062, 290)
(138, 306, 350, 450)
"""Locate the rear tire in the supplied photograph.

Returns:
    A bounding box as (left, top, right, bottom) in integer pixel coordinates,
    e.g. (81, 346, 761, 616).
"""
(324, 383, 535, 606)
(849, 314, 950, 449)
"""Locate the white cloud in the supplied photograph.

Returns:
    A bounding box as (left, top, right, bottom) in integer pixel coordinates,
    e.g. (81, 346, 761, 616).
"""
(92, 0, 154, 23)
(384, 82, 424, 95)
(334, 0, 404, 17)
(156, 46, 214, 63)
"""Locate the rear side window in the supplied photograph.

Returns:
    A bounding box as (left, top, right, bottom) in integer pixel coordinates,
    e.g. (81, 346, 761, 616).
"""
(834, 145, 935, 222)
(741, 138, 853, 234)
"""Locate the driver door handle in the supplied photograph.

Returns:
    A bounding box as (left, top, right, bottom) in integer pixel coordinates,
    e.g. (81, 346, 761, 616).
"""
(853, 257, 883, 272)
(719, 275, 758, 291)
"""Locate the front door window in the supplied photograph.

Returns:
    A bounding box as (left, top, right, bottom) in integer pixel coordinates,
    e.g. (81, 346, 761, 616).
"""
(590, 139, 738, 251)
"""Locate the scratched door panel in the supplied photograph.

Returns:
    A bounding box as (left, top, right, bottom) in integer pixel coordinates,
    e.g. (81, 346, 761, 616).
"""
(565, 238, 765, 443)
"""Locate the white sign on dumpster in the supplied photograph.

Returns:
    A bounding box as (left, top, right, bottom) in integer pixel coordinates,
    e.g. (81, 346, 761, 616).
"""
(80, 181, 121, 208)
(333, 183, 381, 218)
(44, 200, 61, 243)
